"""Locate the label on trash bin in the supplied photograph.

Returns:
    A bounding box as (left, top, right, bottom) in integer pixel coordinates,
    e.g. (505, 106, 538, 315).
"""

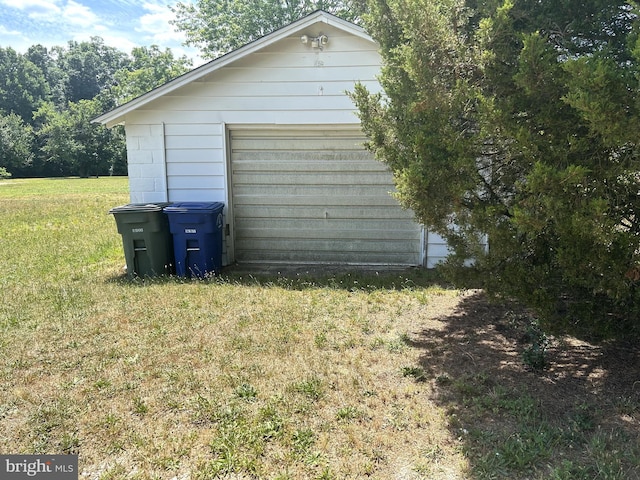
(132, 228, 144, 233)
(185, 228, 197, 234)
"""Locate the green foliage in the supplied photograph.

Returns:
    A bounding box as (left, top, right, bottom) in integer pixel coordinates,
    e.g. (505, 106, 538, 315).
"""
(354, 0, 640, 340)
(171, 0, 365, 59)
(0, 46, 50, 122)
(57, 37, 130, 104)
(34, 99, 125, 177)
(111, 46, 192, 105)
(521, 320, 549, 371)
(0, 113, 34, 176)
(0, 37, 190, 178)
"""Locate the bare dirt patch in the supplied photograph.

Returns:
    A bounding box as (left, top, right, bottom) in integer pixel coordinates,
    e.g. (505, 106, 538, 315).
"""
(413, 290, 640, 478)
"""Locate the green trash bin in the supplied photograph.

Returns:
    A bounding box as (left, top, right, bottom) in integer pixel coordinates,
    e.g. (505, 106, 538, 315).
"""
(109, 203, 174, 277)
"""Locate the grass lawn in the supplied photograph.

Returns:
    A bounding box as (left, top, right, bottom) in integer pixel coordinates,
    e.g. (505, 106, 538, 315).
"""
(1, 177, 639, 479)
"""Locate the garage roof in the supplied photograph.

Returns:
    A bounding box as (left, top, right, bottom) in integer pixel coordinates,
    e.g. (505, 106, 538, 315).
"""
(93, 10, 374, 128)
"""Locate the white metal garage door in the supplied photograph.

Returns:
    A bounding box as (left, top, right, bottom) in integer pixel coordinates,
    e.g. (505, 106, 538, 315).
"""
(230, 129, 422, 265)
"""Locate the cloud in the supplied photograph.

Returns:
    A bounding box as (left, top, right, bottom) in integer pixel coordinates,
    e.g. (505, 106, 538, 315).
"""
(137, 2, 186, 44)
(3, 0, 63, 21)
(0, 25, 22, 37)
(61, 0, 102, 27)
(96, 34, 138, 53)
(132, 1, 205, 64)
(0, 0, 62, 14)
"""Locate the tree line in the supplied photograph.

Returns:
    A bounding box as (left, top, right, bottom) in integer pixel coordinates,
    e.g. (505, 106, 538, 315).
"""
(0, 38, 192, 179)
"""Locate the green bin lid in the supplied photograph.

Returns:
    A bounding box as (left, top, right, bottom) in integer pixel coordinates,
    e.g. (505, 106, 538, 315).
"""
(109, 202, 171, 214)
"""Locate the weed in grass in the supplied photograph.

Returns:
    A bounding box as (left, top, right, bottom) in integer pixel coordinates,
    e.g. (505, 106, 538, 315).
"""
(60, 432, 80, 454)
(101, 412, 120, 429)
(385, 404, 411, 431)
(291, 428, 316, 456)
(386, 336, 408, 353)
(414, 444, 448, 477)
(478, 386, 538, 418)
(257, 404, 285, 441)
(93, 378, 112, 390)
(548, 460, 592, 480)
(569, 403, 596, 432)
(234, 383, 258, 401)
(614, 395, 639, 416)
(292, 377, 324, 401)
(98, 463, 128, 480)
(401, 366, 428, 382)
(316, 466, 334, 479)
(204, 401, 287, 478)
(132, 397, 149, 415)
(335, 405, 360, 421)
(314, 331, 328, 348)
(583, 429, 640, 480)
(28, 398, 76, 452)
(494, 422, 559, 471)
(369, 337, 386, 350)
(521, 320, 549, 371)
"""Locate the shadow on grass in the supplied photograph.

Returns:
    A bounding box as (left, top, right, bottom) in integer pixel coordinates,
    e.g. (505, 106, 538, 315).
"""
(106, 264, 449, 292)
(407, 291, 640, 479)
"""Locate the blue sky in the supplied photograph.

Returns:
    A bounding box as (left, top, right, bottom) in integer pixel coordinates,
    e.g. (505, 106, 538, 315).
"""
(0, 0, 204, 65)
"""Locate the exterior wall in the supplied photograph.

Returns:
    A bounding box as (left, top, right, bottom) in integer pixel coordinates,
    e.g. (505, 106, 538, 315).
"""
(124, 124, 167, 203)
(424, 231, 451, 268)
(122, 24, 381, 205)
(118, 23, 453, 267)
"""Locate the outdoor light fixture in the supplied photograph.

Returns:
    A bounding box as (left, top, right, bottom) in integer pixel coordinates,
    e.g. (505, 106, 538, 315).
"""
(301, 34, 329, 49)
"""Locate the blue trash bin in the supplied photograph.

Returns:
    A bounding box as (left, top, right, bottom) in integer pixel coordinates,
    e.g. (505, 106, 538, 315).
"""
(163, 202, 225, 277)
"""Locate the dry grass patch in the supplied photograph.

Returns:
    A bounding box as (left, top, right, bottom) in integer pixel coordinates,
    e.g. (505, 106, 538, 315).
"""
(2, 178, 638, 480)
(2, 275, 470, 479)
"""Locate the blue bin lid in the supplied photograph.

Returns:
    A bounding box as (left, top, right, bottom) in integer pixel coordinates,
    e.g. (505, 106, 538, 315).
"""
(163, 202, 224, 213)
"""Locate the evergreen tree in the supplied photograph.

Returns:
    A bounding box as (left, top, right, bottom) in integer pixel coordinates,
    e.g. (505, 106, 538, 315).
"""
(353, 0, 640, 339)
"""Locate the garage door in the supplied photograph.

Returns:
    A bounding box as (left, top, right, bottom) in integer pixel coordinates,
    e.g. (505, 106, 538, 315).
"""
(230, 129, 422, 265)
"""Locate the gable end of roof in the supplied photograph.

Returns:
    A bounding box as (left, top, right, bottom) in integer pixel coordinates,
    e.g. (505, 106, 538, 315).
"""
(93, 10, 374, 127)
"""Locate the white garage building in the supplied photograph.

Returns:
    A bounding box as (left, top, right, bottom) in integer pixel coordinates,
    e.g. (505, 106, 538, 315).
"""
(94, 10, 449, 268)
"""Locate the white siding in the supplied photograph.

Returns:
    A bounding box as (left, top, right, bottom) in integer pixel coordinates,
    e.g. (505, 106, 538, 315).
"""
(425, 231, 451, 269)
(163, 123, 226, 202)
(123, 25, 381, 206)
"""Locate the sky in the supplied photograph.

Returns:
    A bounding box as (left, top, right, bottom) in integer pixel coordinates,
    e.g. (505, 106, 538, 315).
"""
(0, 0, 205, 65)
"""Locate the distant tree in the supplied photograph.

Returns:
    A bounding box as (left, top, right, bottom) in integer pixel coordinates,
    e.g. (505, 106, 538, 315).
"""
(171, 0, 364, 58)
(352, 0, 640, 339)
(25, 44, 68, 108)
(35, 99, 125, 177)
(111, 45, 192, 105)
(0, 113, 34, 177)
(0, 47, 49, 123)
(56, 37, 130, 103)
